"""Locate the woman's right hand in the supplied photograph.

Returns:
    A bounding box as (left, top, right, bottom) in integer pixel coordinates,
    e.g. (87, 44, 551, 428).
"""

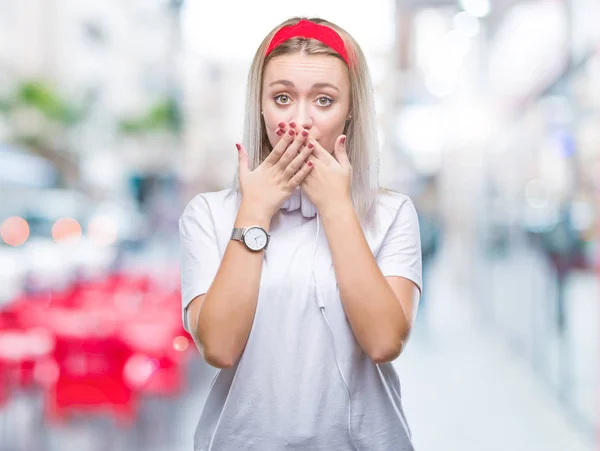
(236, 124, 315, 220)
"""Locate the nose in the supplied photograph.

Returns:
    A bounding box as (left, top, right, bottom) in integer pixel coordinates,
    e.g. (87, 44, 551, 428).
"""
(294, 103, 313, 130)
(300, 120, 313, 131)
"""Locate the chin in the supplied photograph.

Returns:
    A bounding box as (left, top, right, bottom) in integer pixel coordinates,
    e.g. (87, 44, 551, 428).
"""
(316, 139, 331, 152)
(319, 141, 335, 153)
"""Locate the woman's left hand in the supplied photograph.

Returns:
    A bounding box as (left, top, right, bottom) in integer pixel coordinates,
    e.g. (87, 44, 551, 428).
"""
(300, 135, 352, 215)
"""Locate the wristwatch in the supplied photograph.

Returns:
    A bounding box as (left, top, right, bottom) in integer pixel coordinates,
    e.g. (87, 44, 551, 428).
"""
(231, 226, 270, 252)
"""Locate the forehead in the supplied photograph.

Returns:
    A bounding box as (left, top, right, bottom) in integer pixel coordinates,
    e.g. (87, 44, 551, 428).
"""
(263, 53, 349, 89)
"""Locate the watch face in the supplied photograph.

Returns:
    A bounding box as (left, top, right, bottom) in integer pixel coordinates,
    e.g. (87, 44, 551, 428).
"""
(243, 227, 268, 251)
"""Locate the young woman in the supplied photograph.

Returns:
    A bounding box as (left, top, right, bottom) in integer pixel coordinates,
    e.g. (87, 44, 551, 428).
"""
(180, 17, 422, 451)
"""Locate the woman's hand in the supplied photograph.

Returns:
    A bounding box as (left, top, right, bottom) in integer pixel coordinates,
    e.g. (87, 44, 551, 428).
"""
(300, 135, 352, 215)
(278, 122, 352, 215)
(236, 123, 315, 220)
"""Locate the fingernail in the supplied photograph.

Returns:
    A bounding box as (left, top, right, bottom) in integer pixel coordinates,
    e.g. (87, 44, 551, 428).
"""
(307, 160, 313, 167)
(340, 136, 346, 144)
(276, 129, 284, 136)
(288, 129, 295, 136)
(278, 121, 286, 128)
(301, 130, 309, 137)
(289, 121, 296, 128)
(307, 142, 314, 149)
(235, 143, 241, 151)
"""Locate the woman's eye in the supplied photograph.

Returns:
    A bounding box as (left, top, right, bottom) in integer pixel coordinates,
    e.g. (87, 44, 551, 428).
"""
(317, 97, 333, 107)
(274, 94, 290, 104)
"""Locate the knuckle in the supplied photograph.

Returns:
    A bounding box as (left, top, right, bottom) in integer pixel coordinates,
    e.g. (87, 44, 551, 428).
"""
(288, 167, 299, 178)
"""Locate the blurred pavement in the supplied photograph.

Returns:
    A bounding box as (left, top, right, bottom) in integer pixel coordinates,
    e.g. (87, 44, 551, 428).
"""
(397, 242, 594, 451)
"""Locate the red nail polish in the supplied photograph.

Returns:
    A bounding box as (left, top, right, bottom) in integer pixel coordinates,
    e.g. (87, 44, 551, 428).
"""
(276, 129, 284, 136)
(307, 161, 313, 167)
(289, 122, 296, 128)
(235, 143, 241, 151)
(307, 142, 314, 149)
(301, 130, 309, 137)
(278, 121, 286, 128)
(340, 136, 346, 144)
(288, 129, 295, 136)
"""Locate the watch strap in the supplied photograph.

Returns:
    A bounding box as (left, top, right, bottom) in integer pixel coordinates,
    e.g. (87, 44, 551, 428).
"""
(231, 228, 244, 241)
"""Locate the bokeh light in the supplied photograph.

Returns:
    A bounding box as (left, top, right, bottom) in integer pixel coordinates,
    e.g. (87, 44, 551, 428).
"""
(123, 354, 158, 388)
(87, 215, 118, 246)
(52, 218, 82, 244)
(0, 216, 30, 246)
(173, 336, 189, 352)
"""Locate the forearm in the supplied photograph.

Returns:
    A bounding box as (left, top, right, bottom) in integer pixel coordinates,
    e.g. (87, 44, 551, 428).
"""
(321, 201, 410, 363)
(195, 204, 270, 368)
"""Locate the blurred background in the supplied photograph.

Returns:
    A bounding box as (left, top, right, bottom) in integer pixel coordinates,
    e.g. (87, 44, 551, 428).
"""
(0, 0, 598, 450)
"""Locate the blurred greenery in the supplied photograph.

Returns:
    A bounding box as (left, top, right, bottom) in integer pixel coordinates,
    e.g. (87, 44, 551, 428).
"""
(0, 80, 88, 186)
(0, 80, 181, 188)
(119, 97, 182, 135)
(18, 81, 85, 125)
(0, 81, 86, 125)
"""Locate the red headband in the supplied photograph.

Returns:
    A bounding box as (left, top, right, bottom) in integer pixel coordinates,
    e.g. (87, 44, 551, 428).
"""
(266, 19, 350, 66)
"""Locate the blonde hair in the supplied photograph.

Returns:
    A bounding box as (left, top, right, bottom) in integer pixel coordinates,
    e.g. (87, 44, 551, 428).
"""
(230, 17, 380, 226)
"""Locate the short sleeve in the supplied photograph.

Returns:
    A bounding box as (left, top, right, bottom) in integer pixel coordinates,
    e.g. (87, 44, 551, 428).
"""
(179, 195, 222, 333)
(376, 197, 423, 297)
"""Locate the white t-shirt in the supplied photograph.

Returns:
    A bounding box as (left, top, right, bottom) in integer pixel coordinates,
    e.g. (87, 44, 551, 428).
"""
(179, 188, 422, 451)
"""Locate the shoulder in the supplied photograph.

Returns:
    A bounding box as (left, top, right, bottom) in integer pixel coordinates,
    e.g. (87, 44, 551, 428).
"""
(375, 189, 418, 221)
(179, 188, 239, 237)
(180, 188, 239, 219)
(364, 189, 419, 249)
(179, 188, 239, 245)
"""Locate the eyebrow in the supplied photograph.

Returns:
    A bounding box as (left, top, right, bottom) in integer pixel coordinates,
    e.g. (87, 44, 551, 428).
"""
(268, 80, 340, 93)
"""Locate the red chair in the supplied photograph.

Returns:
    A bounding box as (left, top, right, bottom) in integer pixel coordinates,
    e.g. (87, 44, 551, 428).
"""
(119, 310, 189, 397)
(44, 309, 137, 426)
(0, 327, 56, 390)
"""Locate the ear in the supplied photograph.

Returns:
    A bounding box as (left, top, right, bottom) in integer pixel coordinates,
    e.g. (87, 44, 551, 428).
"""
(333, 135, 350, 168)
(343, 112, 352, 134)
